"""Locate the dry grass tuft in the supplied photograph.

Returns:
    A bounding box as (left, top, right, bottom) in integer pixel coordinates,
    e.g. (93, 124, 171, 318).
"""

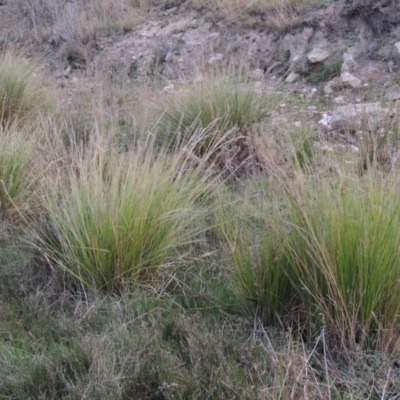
(33, 132, 219, 292)
(205, 0, 320, 30)
(3, 0, 146, 45)
(0, 52, 49, 127)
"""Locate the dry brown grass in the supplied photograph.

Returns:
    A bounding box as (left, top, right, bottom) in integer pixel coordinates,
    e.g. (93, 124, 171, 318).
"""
(205, 0, 320, 31)
(0, 0, 333, 48)
(1, 0, 147, 45)
(0, 52, 48, 125)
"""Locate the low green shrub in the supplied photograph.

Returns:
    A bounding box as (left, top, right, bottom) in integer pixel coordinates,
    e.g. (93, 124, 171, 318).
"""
(305, 57, 342, 85)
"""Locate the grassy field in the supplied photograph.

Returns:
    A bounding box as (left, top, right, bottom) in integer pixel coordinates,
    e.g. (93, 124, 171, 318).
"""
(1, 1, 400, 398)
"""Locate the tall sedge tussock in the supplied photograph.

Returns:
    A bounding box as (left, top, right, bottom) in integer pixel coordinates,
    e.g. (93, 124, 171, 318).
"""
(157, 66, 276, 147)
(0, 125, 35, 215)
(155, 66, 279, 176)
(217, 141, 400, 350)
(282, 171, 400, 350)
(216, 180, 292, 324)
(34, 136, 217, 292)
(0, 52, 48, 127)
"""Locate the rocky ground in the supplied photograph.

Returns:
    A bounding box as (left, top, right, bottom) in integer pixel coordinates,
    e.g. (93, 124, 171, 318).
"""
(46, 0, 400, 86)
(1, 1, 399, 92)
(1, 0, 398, 167)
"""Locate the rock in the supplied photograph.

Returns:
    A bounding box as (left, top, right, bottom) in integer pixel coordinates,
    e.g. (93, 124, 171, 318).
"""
(208, 32, 219, 39)
(307, 48, 330, 64)
(193, 75, 203, 83)
(208, 53, 223, 64)
(341, 71, 361, 88)
(324, 77, 343, 94)
(342, 52, 357, 72)
(63, 66, 71, 77)
(60, 33, 70, 42)
(307, 105, 317, 112)
(393, 42, 400, 64)
(163, 83, 174, 92)
(319, 113, 333, 131)
(54, 70, 64, 79)
(282, 28, 313, 71)
(128, 58, 139, 79)
(321, 102, 389, 132)
(314, 142, 333, 152)
(254, 81, 263, 94)
(332, 96, 347, 104)
(47, 35, 59, 46)
(324, 86, 333, 95)
(165, 51, 173, 62)
(385, 91, 400, 101)
(285, 72, 299, 83)
(341, 0, 400, 36)
(251, 68, 264, 80)
(388, 60, 395, 73)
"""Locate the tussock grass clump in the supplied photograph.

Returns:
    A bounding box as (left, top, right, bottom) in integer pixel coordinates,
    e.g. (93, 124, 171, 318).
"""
(282, 172, 400, 349)
(156, 67, 278, 175)
(158, 67, 275, 146)
(35, 140, 216, 292)
(217, 180, 292, 324)
(0, 126, 35, 214)
(216, 155, 400, 351)
(0, 52, 48, 127)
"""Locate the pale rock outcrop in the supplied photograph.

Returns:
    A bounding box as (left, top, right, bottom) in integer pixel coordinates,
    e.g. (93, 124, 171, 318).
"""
(319, 102, 389, 132)
(285, 72, 299, 83)
(208, 53, 223, 64)
(340, 52, 361, 88)
(342, 52, 358, 72)
(393, 42, 400, 64)
(307, 48, 330, 64)
(341, 71, 361, 88)
(281, 28, 314, 71)
(324, 77, 343, 95)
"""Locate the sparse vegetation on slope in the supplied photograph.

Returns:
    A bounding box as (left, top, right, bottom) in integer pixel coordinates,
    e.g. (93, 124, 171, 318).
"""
(208, 0, 326, 30)
(1, 0, 400, 398)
